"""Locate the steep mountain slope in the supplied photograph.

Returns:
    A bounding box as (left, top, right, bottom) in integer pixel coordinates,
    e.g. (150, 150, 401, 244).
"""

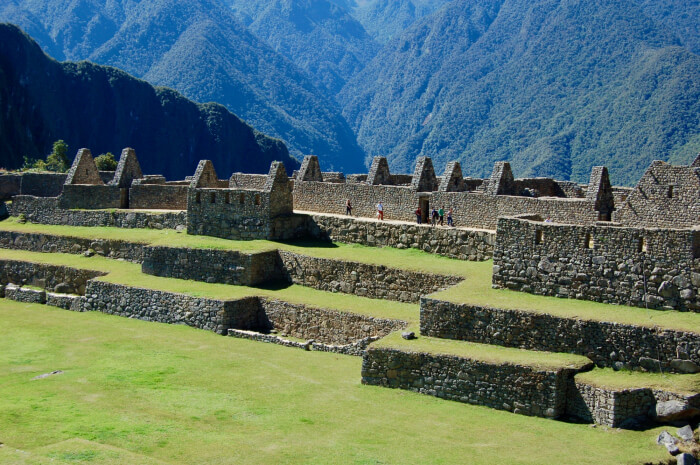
(339, 0, 700, 184)
(0, 23, 297, 179)
(0, 0, 366, 173)
(226, 0, 379, 95)
(334, 0, 452, 44)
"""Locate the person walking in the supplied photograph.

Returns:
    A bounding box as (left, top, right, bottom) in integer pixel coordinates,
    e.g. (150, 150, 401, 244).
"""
(431, 207, 438, 227)
(346, 199, 352, 216)
(438, 206, 445, 226)
(415, 206, 422, 224)
(447, 207, 454, 227)
(376, 201, 384, 221)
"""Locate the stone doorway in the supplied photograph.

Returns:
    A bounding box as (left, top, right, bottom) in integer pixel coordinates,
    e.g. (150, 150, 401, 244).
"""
(419, 197, 430, 224)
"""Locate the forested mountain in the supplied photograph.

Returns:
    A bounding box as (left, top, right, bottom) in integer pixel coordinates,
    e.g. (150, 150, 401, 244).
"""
(226, 0, 379, 95)
(1, 0, 698, 184)
(0, 23, 298, 180)
(0, 0, 366, 173)
(340, 0, 700, 185)
(336, 0, 452, 44)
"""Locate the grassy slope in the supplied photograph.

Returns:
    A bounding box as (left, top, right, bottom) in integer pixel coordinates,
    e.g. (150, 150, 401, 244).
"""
(0, 301, 669, 465)
(0, 249, 418, 323)
(2, 218, 699, 332)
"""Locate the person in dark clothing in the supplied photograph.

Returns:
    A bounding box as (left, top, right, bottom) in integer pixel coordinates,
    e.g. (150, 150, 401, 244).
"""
(431, 207, 438, 227)
(346, 199, 352, 216)
(415, 206, 422, 224)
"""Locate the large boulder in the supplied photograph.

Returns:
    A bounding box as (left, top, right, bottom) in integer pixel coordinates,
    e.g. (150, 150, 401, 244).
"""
(654, 401, 700, 423)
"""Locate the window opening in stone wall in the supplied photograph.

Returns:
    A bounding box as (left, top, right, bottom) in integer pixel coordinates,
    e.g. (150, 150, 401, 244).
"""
(667, 185, 674, 198)
(255, 194, 261, 206)
(225, 192, 230, 204)
(195, 192, 201, 204)
(585, 233, 594, 249)
(210, 192, 216, 204)
(637, 237, 647, 253)
(239, 193, 245, 205)
(535, 229, 543, 245)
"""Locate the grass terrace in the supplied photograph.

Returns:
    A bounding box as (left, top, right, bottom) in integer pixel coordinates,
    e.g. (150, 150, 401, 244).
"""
(2, 218, 699, 333)
(372, 330, 591, 371)
(0, 300, 670, 465)
(432, 263, 700, 334)
(0, 249, 418, 323)
(577, 368, 700, 395)
(0, 218, 470, 277)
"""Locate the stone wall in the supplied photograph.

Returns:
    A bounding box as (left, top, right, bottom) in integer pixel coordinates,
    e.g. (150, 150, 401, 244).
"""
(307, 213, 495, 261)
(228, 329, 379, 356)
(566, 380, 700, 427)
(258, 299, 407, 345)
(81, 281, 261, 335)
(293, 180, 601, 229)
(566, 381, 654, 427)
(614, 161, 700, 228)
(20, 173, 66, 197)
(0, 259, 105, 294)
(420, 298, 700, 373)
(278, 251, 462, 303)
(4, 283, 46, 304)
(11, 196, 186, 229)
(492, 216, 700, 311)
(0, 230, 144, 261)
(142, 246, 281, 286)
(0, 173, 21, 199)
(229, 174, 268, 189)
(361, 347, 582, 418)
(129, 183, 188, 210)
(59, 184, 124, 209)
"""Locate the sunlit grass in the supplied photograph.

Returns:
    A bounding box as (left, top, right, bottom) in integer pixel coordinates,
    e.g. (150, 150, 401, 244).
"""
(0, 301, 670, 465)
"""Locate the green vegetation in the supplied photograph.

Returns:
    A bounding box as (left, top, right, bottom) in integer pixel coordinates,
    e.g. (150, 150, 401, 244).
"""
(94, 152, 118, 171)
(0, 249, 418, 322)
(372, 330, 590, 371)
(21, 140, 70, 173)
(0, 300, 670, 465)
(340, 0, 700, 185)
(577, 368, 700, 395)
(0, 24, 299, 179)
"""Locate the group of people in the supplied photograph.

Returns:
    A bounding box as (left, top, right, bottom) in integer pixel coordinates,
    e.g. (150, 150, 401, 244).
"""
(344, 199, 454, 227)
(414, 205, 453, 227)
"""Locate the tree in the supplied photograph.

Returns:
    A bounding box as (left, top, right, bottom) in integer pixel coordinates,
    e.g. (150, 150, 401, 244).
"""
(45, 140, 70, 172)
(95, 152, 118, 170)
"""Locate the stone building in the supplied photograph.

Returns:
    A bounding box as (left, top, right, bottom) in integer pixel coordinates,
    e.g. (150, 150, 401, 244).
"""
(186, 160, 307, 241)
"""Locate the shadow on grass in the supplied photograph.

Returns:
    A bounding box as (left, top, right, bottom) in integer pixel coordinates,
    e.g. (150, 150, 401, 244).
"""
(253, 280, 294, 291)
(275, 239, 339, 249)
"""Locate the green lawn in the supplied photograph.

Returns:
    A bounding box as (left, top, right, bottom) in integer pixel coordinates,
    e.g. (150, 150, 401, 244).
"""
(0, 249, 418, 323)
(577, 368, 700, 395)
(372, 330, 591, 371)
(0, 300, 670, 465)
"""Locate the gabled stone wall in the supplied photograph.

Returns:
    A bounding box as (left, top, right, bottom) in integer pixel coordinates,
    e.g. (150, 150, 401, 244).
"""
(615, 161, 700, 228)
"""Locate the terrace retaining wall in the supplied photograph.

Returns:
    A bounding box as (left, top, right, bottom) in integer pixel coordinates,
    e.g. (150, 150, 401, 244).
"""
(142, 246, 281, 286)
(361, 347, 584, 418)
(278, 250, 462, 303)
(420, 298, 700, 373)
(307, 214, 495, 261)
(81, 281, 261, 335)
(0, 230, 144, 261)
(11, 196, 186, 229)
(0, 259, 105, 294)
(258, 299, 407, 345)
